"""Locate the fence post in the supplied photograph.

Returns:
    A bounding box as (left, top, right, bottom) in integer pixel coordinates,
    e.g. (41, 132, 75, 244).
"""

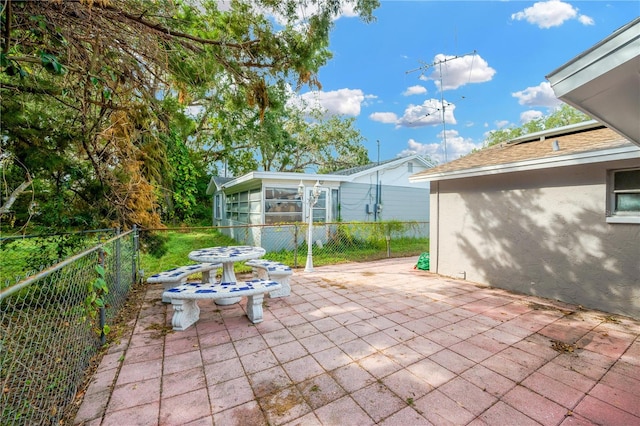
(98, 247, 107, 346)
(133, 225, 139, 283)
(386, 235, 391, 258)
(115, 227, 122, 295)
(293, 224, 299, 268)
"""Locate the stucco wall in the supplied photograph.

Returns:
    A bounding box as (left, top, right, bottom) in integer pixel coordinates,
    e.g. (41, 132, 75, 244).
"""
(429, 160, 640, 318)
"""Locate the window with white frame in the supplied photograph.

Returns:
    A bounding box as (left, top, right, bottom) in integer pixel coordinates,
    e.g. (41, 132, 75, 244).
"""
(225, 189, 261, 223)
(214, 194, 222, 220)
(311, 189, 327, 223)
(607, 168, 640, 223)
(226, 193, 238, 220)
(264, 187, 302, 224)
(331, 189, 339, 221)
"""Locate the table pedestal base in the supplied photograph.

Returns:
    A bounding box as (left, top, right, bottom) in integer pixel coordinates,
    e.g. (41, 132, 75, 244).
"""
(216, 263, 242, 304)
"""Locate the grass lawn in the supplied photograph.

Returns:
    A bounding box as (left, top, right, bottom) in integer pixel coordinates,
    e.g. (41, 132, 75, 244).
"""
(2, 227, 428, 286)
(139, 228, 428, 279)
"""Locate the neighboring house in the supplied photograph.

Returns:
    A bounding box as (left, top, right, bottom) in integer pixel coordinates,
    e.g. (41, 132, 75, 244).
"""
(410, 122, 640, 318)
(206, 154, 434, 251)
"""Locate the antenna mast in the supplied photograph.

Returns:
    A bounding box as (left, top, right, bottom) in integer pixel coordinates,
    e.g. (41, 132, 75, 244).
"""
(406, 50, 476, 162)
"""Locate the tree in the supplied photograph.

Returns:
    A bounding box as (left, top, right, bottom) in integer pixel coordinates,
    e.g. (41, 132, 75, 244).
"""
(0, 0, 380, 231)
(198, 82, 370, 175)
(481, 105, 591, 149)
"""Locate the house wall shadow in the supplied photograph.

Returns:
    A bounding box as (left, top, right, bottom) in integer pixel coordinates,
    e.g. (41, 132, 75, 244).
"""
(435, 165, 640, 318)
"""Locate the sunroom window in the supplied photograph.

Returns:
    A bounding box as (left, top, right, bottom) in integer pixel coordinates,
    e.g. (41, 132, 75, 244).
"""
(311, 189, 327, 223)
(264, 187, 303, 224)
(225, 189, 262, 223)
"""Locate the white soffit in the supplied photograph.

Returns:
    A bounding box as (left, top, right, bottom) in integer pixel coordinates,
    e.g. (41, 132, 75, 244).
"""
(546, 18, 640, 145)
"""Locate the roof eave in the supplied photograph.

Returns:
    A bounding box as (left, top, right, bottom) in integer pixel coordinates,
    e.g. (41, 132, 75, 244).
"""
(349, 154, 434, 178)
(507, 120, 602, 145)
(218, 171, 351, 191)
(206, 178, 216, 195)
(409, 145, 640, 182)
(546, 17, 640, 146)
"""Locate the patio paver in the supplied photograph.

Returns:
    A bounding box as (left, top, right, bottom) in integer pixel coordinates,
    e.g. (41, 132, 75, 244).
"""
(74, 258, 640, 425)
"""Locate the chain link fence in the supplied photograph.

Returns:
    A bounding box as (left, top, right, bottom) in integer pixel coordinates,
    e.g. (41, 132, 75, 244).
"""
(1, 221, 428, 425)
(139, 221, 430, 275)
(0, 228, 139, 425)
(1, 229, 118, 286)
(219, 221, 429, 267)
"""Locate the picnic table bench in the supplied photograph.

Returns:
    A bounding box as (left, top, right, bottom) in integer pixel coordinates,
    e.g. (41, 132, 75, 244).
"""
(147, 263, 221, 303)
(163, 279, 282, 330)
(245, 259, 293, 298)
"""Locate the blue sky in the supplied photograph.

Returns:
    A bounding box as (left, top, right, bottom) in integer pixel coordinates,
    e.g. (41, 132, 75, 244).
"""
(293, 0, 638, 164)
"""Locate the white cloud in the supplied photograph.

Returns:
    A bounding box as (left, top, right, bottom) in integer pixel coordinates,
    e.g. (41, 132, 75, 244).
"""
(403, 85, 427, 96)
(495, 120, 510, 129)
(336, 3, 359, 19)
(520, 110, 544, 123)
(511, 0, 593, 29)
(369, 112, 398, 124)
(512, 81, 562, 108)
(438, 130, 480, 162)
(420, 53, 496, 91)
(396, 99, 457, 128)
(397, 138, 441, 160)
(255, 1, 360, 26)
(298, 88, 367, 116)
(397, 130, 480, 164)
(578, 15, 595, 26)
(362, 94, 379, 107)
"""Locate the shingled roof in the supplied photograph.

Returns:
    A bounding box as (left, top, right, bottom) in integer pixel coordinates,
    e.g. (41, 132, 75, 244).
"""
(331, 158, 399, 175)
(410, 121, 637, 182)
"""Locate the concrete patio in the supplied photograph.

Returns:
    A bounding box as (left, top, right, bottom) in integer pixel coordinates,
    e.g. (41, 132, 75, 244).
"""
(74, 257, 640, 425)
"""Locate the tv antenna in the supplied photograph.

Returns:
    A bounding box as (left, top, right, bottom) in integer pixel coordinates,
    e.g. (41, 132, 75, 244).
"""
(406, 50, 476, 162)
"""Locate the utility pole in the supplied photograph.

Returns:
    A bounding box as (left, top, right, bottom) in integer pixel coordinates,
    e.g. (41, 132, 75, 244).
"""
(375, 139, 380, 222)
(406, 50, 476, 163)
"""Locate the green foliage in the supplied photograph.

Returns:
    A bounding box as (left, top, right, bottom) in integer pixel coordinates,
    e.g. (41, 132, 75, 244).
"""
(85, 248, 111, 337)
(139, 229, 238, 275)
(140, 231, 170, 259)
(138, 225, 427, 277)
(202, 81, 370, 175)
(481, 105, 591, 149)
(164, 131, 200, 223)
(377, 220, 406, 237)
(39, 52, 67, 75)
(325, 224, 380, 250)
(0, 239, 36, 285)
(1, 0, 380, 232)
(544, 104, 591, 129)
(0, 231, 114, 283)
(26, 233, 89, 272)
(88, 264, 108, 308)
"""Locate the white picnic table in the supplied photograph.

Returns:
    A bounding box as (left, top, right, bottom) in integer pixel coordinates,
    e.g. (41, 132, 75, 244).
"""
(188, 246, 266, 305)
